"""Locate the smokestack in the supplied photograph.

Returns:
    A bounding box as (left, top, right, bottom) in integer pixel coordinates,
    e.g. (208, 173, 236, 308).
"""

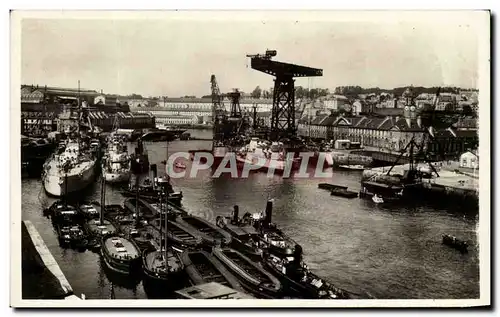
(232, 205, 239, 223)
(293, 244, 303, 264)
(150, 164, 157, 189)
(265, 200, 273, 225)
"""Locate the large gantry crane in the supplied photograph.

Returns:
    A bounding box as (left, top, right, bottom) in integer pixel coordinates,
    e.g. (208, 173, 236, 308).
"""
(246, 50, 323, 144)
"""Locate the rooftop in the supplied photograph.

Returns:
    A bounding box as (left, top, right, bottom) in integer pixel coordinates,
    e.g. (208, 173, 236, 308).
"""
(175, 282, 254, 299)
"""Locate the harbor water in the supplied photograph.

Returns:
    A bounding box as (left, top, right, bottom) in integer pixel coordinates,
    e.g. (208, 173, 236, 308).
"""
(21, 129, 479, 299)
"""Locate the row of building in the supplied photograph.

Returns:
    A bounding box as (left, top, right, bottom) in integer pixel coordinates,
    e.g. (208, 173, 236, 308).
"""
(297, 114, 477, 160)
(20, 86, 155, 135)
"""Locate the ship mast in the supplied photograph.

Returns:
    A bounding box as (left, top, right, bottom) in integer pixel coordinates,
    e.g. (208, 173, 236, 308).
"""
(100, 173, 106, 225)
(164, 139, 169, 264)
(77, 80, 81, 153)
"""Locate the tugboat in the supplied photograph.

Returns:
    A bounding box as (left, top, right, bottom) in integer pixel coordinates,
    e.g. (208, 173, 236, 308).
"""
(263, 245, 355, 299)
(181, 250, 245, 293)
(142, 175, 185, 289)
(121, 164, 183, 206)
(216, 205, 263, 261)
(212, 247, 282, 298)
(101, 234, 142, 275)
(253, 200, 298, 259)
(442, 234, 468, 253)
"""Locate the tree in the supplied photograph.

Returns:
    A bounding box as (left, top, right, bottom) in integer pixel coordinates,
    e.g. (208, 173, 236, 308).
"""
(251, 86, 262, 99)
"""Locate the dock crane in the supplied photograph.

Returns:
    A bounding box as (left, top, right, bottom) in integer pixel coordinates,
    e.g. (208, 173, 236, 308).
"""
(211, 74, 228, 147)
(246, 50, 323, 143)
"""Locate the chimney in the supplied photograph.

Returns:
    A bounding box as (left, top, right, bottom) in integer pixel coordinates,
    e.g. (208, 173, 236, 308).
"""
(232, 205, 239, 223)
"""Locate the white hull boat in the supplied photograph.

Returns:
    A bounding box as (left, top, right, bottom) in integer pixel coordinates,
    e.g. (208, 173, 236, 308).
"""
(42, 141, 97, 197)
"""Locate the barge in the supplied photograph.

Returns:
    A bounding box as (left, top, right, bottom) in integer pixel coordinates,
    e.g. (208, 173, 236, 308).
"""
(213, 247, 281, 299)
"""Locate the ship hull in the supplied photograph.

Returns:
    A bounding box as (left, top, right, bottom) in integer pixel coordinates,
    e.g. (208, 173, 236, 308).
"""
(43, 160, 97, 197)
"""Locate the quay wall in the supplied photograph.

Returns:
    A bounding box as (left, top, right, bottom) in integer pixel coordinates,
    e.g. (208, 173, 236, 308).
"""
(22, 220, 81, 300)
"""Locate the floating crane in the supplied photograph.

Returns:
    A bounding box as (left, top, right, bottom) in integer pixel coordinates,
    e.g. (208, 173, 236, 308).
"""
(246, 50, 323, 143)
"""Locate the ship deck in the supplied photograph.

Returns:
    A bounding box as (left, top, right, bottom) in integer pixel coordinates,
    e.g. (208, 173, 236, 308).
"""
(103, 237, 140, 259)
(144, 250, 182, 272)
(86, 219, 117, 236)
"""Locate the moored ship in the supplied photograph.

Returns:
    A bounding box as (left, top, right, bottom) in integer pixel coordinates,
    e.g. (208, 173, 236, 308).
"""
(102, 135, 131, 183)
(42, 139, 98, 196)
(236, 138, 301, 174)
(41, 98, 99, 197)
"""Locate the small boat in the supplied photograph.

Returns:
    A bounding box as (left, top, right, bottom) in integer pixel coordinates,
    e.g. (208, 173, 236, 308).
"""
(216, 206, 263, 261)
(78, 202, 100, 219)
(181, 250, 245, 293)
(338, 164, 365, 171)
(47, 201, 81, 225)
(142, 249, 185, 285)
(213, 247, 282, 298)
(372, 194, 384, 204)
(318, 183, 348, 191)
(330, 188, 358, 199)
(177, 215, 232, 247)
(442, 234, 468, 253)
(101, 235, 142, 275)
(56, 224, 87, 249)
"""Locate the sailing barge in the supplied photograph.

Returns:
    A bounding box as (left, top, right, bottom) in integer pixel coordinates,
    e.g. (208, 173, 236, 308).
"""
(101, 235, 142, 275)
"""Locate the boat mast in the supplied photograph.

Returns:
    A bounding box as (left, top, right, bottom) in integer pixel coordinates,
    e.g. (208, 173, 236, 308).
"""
(100, 173, 105, 225)
(158, 176, 163, 254)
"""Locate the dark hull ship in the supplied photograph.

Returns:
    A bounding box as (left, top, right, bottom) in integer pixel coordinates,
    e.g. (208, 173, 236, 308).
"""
(101, 235, 142, 275)
(181, 250, 245, 293)
(212, 247, 282, 299)
(216, 206, 263, 261)
(263, 249, 355, 299)
(150, 217, 204, 252)
(55, 223, 87, 250)
(253, 200, 298, 259)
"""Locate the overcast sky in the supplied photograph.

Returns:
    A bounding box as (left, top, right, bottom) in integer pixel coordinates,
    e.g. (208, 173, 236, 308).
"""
(20, 12, 485, 97)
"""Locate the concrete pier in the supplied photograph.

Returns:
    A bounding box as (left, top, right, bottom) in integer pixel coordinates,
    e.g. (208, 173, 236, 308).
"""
(22, 220, 83, 300)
